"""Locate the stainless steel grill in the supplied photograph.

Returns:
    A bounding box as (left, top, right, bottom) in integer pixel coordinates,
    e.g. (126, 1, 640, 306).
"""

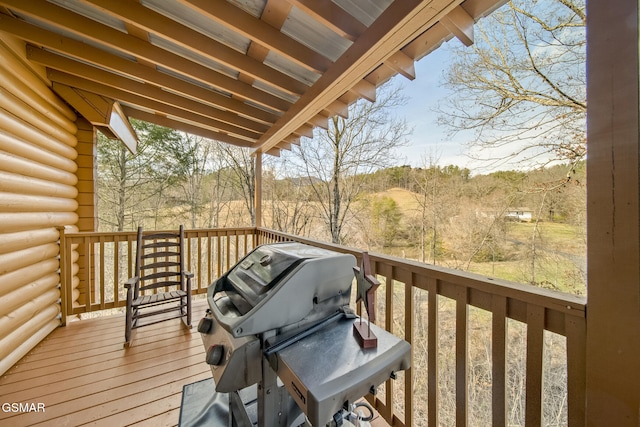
(197, 242, 410, 426)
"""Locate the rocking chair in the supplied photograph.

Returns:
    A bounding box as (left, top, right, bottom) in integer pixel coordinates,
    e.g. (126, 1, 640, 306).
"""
(124, 225, 193, 346)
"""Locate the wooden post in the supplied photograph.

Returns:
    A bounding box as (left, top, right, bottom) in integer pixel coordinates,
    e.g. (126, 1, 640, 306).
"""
(585, 0, 640, 424)
(254, 151, 262, 228)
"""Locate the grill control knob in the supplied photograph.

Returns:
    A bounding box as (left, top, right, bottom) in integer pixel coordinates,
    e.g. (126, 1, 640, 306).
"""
(198, 317, 213, 334)
(206, 345, 225, 366)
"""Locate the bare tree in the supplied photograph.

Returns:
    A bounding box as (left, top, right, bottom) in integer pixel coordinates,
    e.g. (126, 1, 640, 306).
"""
(437, 0, 586, 168)
(263, 161, 314, 236)
(217, 144, 256, 226)
(97, 120, 183, 231)
(168, 133, 212, 228)
(289, 83, 410, 244)
(206, 142, 235, 228)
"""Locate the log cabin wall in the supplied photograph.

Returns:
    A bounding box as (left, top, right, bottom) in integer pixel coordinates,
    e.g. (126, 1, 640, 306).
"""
(0, 35, 81, 376)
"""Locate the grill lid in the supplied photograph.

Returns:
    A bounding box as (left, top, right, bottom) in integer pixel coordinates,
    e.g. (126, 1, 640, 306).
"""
(228, 245, 303, 298)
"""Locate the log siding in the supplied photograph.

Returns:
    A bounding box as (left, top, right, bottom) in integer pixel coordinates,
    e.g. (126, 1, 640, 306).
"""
(0, 36, 79, 376)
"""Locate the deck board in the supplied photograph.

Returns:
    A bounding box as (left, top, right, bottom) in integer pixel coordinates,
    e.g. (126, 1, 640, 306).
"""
(0, 299, 211, 427)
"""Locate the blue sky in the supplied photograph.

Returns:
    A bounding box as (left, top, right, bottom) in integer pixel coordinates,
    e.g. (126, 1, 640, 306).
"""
(390, 45, 478, 170)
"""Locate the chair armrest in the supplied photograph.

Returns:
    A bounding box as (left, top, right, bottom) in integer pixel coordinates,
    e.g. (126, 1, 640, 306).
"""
(124, 276, 139, 289)
(184, 271, 193, 295)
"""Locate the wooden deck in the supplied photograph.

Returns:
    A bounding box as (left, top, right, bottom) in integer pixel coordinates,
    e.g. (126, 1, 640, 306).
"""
(0, 299, 211, 427)
(0, 298, 389, 427)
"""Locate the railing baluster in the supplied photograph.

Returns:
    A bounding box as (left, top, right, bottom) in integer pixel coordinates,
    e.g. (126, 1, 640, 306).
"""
(114, 237, 120, 306)
(492, 294, 507, 427)
(225, 234, 231, 271)
(525, 304, 545, 426)
(385, 265, 394, 422)
(456, 286, 469, 427)
(81, 236, 90, 312)
(566, 315, 586, 426)
(427, 277, 439, 427)
(405, 275, 414, 427)
(235, 234, 239, 265)
(58, 226, 68, 325)
(197, 235, 202, 291)
(207, 234, 213, 288)
(99, 236, 105, 309)
(127, 235, 133, 280)
(217, 234, 221, 278)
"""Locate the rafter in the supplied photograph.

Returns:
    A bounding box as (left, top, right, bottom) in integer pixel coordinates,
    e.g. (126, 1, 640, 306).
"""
(123, 108, 256, 148)
(289, 0, 366, 41)
(385, 51, 417, 81)
(440, 5, 475, 47)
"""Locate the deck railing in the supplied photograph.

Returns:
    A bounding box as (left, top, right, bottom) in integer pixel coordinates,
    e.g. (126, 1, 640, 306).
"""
(58, 226, 258, 316)
(58, 226, 587, 427)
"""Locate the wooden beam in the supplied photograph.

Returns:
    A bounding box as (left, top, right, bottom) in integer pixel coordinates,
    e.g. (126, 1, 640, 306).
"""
(350, 79, 377, 103)
(262, 0, 292, 28)
(307, 113, 329, 130)
(440, 5, 475, 47)
(289, 0, 367, 41)
(281, 135, 301, 145)
(585, 0, 640, 424)
(176, 0, 332, 73)
(292, 123, 314, 138)
(254, 151, 262, 227)
(401, 22, 452, 63)
(324, 100, 349, 119)
(123, 108, 255, 149)
(384, 51, 416, 81)
(276, 141, 292, 151)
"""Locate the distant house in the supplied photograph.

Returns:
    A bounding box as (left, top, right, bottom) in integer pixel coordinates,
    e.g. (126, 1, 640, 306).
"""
(505, 208, 533, 222)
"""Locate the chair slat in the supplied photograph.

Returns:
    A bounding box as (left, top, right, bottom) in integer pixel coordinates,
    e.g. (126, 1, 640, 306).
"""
(142, 232, 180, 240)
(140, 281, 182, 291)
(142, 251, 180, 259)
(140, 261, 181, 270)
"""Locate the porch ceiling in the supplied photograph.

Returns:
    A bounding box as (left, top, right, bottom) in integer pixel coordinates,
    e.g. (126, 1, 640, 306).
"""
(0, 0, 504, 155)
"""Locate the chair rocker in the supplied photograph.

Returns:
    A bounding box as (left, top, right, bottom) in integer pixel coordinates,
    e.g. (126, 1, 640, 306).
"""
(124, 225, 193, 347)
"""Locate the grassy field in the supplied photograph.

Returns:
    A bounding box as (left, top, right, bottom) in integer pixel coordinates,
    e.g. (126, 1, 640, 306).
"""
(506, 221, 586, 256)
(372, 188, 586, 295)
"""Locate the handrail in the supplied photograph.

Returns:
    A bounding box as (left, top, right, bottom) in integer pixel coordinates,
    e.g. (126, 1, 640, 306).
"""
(58, 226, 587, 426)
